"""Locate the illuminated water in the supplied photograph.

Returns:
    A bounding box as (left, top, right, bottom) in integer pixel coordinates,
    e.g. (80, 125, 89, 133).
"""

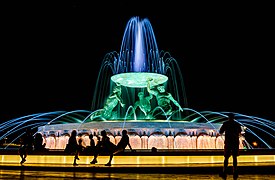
(0, 16, 274, 150)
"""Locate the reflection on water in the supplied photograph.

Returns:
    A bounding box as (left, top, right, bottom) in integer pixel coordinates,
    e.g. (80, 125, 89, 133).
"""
(0, 170, 274, 180)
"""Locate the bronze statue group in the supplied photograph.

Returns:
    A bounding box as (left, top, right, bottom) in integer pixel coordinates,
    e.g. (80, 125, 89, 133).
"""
(91, 78, 183, 120)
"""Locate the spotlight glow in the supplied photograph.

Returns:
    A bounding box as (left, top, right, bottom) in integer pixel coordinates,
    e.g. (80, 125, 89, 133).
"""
(111, 72, 168, 88)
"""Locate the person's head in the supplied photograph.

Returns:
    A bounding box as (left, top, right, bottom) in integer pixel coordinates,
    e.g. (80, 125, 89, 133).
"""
(157, 85, 165, 93)
(114, 86, 120, 92)
(71, 130, 77, 137)
(113, 83, 121, 92)
(122, 129, 127, 136)
(228, 113, 235, 121)
(25, 128, 32, 135)
(89, 134, 93, 139)
(138, 92, 144, 98)
(101, 130, 107, 137)
(35, 133, 42, 139)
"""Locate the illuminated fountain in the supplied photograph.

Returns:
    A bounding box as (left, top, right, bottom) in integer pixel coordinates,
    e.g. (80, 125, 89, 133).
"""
(0, 17, 274, 150)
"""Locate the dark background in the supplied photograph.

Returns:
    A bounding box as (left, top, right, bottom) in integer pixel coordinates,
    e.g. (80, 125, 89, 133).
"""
(1, 1, 274, 122)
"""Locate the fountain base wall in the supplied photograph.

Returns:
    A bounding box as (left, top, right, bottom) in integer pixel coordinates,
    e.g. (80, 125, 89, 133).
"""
(36, 121, 245, 150)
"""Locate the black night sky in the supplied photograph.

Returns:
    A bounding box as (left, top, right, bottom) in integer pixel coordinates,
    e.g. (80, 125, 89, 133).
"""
(1, 1, 274, 123)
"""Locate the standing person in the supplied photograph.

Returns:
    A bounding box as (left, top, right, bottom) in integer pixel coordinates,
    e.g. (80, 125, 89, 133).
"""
(105, 129, 134, 166)
(84, 133, 96, 155)
(89, 134, 95, 148)
(18, 128, 34, 164)
(90, 130, 116, 166)
(74, 137, 84, 165)
(219, 113, 242, 179)
(33, 132, 46, 152)
(66, 130, 81, 165)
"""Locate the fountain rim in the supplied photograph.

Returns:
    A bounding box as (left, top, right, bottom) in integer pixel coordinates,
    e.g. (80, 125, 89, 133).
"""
(111, 72, 168, 88)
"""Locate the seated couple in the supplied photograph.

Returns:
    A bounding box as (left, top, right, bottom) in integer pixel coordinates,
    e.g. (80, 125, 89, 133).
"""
(90, 129, 134, 166)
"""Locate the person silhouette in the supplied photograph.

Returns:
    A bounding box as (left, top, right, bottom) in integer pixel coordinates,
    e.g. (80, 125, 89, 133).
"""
(105, 129, 134, 166)
(84, 133, 96, 155)
(33, 132, 46, 152)
(147, 78, 183, 118)
(219, 113, 242, 179)
(18, 128, 34, 164)
(66, 130, 81, 165)
(74, 137, 84, 165)
(90, 130, 116, 166)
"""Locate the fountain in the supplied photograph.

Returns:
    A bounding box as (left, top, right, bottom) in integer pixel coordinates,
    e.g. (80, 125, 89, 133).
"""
(0, 17, 274, 150)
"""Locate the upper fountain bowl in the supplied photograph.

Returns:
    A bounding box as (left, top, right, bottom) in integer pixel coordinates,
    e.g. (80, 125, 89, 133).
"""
(111, 72, 168, 88)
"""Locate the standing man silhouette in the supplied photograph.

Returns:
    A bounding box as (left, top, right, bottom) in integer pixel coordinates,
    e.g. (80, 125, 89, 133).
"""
(219, 113, 242, 179)
(18, 128, 34, 164)
(66, 130, 81, 165)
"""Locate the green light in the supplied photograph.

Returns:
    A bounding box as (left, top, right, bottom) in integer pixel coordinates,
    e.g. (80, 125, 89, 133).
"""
(111, 72, 168, 88)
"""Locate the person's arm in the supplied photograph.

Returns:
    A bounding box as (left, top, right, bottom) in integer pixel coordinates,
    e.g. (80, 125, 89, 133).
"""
(127, 140, 133, 150)
(127, 138, 134, 151)
(127, 143, 132, 150)
(133, 101, 139, 110)
(238, 124, 242, 137)
(115, 93, 125, 107)
(147, 78, 157, 96)
(147, 94, 153, 100)
(219, 124, 225, 134)
(168, 93, 183, 111)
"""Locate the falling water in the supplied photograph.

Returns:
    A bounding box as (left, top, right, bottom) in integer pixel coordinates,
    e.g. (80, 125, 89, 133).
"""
(91, 16, 188, 116)
(1, 16, 274, 150)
